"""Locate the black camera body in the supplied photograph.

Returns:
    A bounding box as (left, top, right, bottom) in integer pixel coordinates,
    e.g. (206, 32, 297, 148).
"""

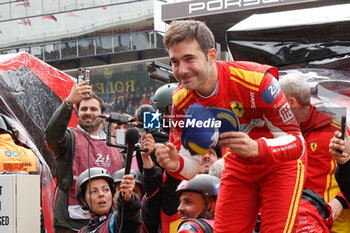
(115, 127, 142, 148)
(104, 113, 143, 150)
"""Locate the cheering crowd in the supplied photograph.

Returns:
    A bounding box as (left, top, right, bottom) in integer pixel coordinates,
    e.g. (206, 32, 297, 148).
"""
(2, 19, 350, 233)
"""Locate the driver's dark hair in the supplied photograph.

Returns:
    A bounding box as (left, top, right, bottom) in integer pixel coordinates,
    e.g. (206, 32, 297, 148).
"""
(76, 91, 106, 113)
(163, 20, 215, 55)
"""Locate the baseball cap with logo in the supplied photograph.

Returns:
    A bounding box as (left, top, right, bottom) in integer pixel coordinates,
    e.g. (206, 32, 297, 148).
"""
(181, 103, 240, 155)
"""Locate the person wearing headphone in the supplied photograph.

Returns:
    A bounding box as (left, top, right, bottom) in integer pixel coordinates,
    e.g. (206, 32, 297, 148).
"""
(175, 174, 220, 233)
(76, 167, 141, 233)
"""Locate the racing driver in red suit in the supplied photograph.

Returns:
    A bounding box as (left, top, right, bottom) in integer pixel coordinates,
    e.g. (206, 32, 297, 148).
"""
(154, 20, 307, 233)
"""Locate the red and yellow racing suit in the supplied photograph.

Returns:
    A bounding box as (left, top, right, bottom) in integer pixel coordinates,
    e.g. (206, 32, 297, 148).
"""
(169, 61, 307, 233)
(300, 105, 350, 233)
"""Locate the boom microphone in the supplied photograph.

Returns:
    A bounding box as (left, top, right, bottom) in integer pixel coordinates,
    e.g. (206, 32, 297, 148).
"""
(124, 128, 140, 175)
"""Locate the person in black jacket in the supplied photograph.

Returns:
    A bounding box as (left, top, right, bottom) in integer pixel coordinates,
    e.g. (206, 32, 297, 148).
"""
(136, 85, 182, 232)
(139, 131, 182, 233)
(45, 81, 123, 232)
(134, 104, 168, 174)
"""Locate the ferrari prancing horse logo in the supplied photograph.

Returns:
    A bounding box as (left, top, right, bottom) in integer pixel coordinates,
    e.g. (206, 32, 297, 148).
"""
(230, 101, 244, 118)
(310, 142, 317, 152)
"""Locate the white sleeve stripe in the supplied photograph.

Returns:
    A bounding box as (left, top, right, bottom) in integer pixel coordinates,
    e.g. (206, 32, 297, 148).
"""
(264, 134, 297, 147)
(263, 115, 306, 159)
(179, 145, 200, 180)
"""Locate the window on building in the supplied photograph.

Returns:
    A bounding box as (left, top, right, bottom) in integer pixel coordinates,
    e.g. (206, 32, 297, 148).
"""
(31, 46, 43, 60)
(156, 32, 165, 49)
(18, 47, 30, 53)
(44, 44, 60, 60)
(61, 41, 77, 59)
(113, 34, 131, 52)
(78, 38, 95, 56)
(96, 36, 112, 55)
(132, 32, 152, 50)
(1, 48, 18, 54)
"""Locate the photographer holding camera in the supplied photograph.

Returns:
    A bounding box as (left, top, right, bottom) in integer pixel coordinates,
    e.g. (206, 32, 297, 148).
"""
(134, 96, 182, 233)
(45, 80, 123, 233)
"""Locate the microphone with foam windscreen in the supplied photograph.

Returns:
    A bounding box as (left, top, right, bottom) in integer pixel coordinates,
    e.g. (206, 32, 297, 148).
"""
(124, 128, 140, 175)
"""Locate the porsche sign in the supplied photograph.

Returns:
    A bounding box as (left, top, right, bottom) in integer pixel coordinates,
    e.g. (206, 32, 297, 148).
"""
(162, 0, 319, 21)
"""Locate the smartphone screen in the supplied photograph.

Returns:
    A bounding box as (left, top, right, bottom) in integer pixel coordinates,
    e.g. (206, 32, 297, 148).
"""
(77, 67, 91, 83)
(77, 68, 85, 83)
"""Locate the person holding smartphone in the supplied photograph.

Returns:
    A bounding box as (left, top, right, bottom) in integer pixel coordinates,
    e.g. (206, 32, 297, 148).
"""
(329, 130, 350, 204)
(45, 80, 123, 233)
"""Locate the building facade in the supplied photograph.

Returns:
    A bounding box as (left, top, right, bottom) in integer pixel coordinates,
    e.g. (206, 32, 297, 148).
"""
(0, 0, 169, 115)
(0, 0, 343, 116)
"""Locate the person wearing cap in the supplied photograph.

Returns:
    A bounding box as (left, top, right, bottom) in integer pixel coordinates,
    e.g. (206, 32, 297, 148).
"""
(154, 20, 306, 233)
(329, 130, 350, 204)
(45, 81, 123, 233)
(280, 74, 350, 232)
(112, 168, 144, 205)
(76, 167, 141, 233)
(176, 174, 220, 233)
